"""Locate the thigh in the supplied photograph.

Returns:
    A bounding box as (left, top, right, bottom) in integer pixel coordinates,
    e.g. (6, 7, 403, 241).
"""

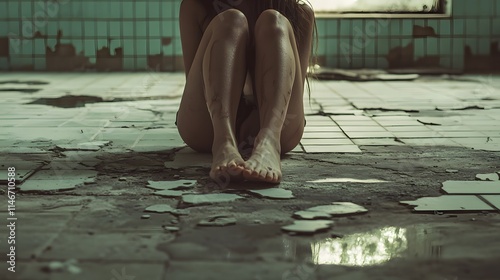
(176, 15, 218, 152)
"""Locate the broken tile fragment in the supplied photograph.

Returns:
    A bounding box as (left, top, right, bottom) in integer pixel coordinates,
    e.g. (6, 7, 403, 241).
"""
(400, 195, 494, 212)
(248, 188, 294, 199)
(281, 220, 333, 234)
(41, 259, 81, 274)
(153, 190, 192, 197)
(306, 202, 368, 216)
(170, 209, 190, 216)
(147, 180, 197, 190)
(182, 193, 243, 205)
(476, 173, 500, 181)
(144, 204, 175, 213)
(154, 189, 189, 197)
(163, 226, 180, 232)
(198, 215, 237, 227)
(141, 215, 151, 219)
(83, 178, 96, 185)
(20, 179, 84, 192)
(293, 210, 332, 220)
(446, 169, 459, 173)
(442, 181, 500, 194)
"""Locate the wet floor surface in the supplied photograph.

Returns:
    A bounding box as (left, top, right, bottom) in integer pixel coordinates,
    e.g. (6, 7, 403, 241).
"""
(0, 73, 500, 280)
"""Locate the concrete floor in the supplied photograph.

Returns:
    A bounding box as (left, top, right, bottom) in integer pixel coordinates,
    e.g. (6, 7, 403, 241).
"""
(1, 73, 500, 280)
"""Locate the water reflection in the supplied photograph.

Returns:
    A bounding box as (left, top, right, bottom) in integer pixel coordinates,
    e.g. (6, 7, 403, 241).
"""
(311, 227, 407, 266)
(280, 225, 444, 267)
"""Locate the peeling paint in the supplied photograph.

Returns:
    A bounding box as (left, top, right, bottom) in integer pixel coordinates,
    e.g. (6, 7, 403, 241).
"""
(96, 46, 123, 71)
(413, 25, 438, 38)
(46, 31, 89, 71)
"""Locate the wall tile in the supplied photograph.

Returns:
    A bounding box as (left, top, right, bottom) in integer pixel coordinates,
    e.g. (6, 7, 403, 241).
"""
(479, 0, 495, 17)
(493, 18, 500, 35)
(465, 19, 478, 36)
(0, 2, 7, 18)
(122, 2, 134, 19)
(452, 19, 465, 35)
(439, 20, 451, 36)
(376, 19, 390, 37)
(148, 2, 161, 19)
(439, 38, 452, 56)
(97, 21, 108, 37)
(389, 20, 400, 36)
(477, 19, 491, 36)
(401, 20, 413, 36)
(110, 2, 121, 18)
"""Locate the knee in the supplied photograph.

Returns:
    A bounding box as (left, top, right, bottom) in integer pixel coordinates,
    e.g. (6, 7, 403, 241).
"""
(212, 9, 249, 38)
(255, 9, 292, 39)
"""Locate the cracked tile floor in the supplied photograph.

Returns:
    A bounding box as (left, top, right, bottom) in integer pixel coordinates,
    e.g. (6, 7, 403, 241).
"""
(1, 73, 500, 280)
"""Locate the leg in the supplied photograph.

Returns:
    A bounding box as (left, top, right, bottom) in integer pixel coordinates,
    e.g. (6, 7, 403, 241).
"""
(242, 9, 305, 183)
(176, 9, 249, 180)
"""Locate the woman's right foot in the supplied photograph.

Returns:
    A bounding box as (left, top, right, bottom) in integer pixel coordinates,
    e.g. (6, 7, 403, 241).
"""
(210, 140, 245, 182)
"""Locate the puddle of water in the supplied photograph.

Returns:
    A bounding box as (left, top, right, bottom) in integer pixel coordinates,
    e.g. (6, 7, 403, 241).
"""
(160, 224, 441, 264)
(161, 223, 500, 265)
(286, 224, 447, 267)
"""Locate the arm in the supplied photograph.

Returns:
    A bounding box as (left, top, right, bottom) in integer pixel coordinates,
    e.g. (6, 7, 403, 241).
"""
(179, 0, 207, 76)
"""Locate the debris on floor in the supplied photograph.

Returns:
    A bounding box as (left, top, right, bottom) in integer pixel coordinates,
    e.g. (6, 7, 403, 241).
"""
(182, 193, 244, 205)
(293, 210, 332, 220)
(41, 259, 81, 274)
(446, 169, 459, 173)
(281, 220, 334, 234)
(304, 202, 369, 217)
(476, 173, 500, 181)
(163, 226, 180, 232)
(147, 180, 197, 190)
(141, 214, 151, 219)
(198, 215, 237, 227)
(248, 188, 295, 199)
(144, 204, 175, 213)
(442, 180, 500, 194)
(154, 189, 192, 197)
(400, 195, 495, 212)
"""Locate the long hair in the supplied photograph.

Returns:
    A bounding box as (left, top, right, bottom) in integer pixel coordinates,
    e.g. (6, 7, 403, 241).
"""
(199, 0, 317, 97)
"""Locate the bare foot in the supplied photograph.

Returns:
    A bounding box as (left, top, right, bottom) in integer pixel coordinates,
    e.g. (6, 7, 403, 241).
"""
(210, 140, 245, 182)
(243, 129, 282, 183)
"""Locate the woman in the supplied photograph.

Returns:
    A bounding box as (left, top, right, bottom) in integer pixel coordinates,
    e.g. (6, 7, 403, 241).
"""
(176, 0, 315, 183)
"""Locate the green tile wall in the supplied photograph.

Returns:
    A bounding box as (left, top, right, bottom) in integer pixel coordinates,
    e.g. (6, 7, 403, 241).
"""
(0, 0, 499, 71)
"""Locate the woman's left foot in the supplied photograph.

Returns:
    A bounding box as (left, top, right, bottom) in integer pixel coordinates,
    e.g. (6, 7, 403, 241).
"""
(243, 129, 282, 183)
